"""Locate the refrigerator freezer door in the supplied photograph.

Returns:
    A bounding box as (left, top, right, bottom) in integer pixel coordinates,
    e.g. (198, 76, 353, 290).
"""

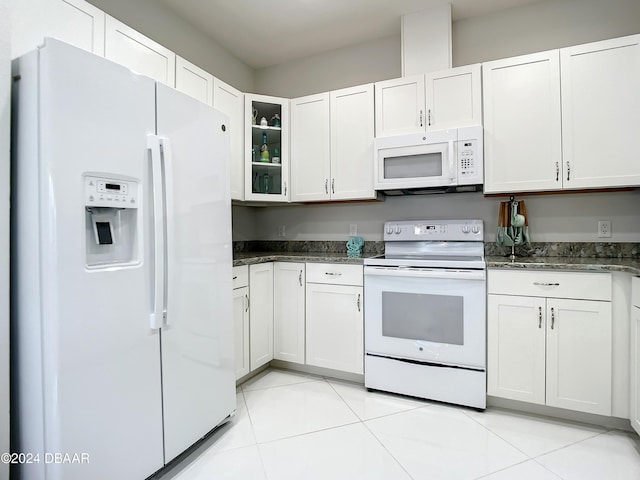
(13, 39, 165, 479)
(156, 83, 236, 462)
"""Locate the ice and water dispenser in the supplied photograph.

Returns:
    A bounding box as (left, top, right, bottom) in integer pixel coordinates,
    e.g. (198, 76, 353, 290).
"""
(84, 174, 140, 267)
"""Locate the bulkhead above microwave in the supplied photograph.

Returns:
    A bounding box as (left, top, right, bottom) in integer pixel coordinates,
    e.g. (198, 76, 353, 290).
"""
(373, 126, 483, 195)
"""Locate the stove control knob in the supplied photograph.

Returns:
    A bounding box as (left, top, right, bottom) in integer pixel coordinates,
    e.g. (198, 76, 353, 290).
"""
(462, 226, 470, 234)
(471, 225, 481, 234)
(394, 226, 402, 234)
(386, 225, 393, 234)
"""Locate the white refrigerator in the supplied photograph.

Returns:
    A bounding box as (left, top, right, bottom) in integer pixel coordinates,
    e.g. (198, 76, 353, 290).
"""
(11, 38, 236, 479)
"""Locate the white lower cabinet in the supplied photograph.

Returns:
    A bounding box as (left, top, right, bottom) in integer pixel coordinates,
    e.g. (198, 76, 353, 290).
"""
(273, 262, 305, 364)
(249, 263, 274, 371)
(305, 264, 364, 374)
(488, 270, 613, 416)
(233, 266, 250, 380)
(631, 277, 640, 434)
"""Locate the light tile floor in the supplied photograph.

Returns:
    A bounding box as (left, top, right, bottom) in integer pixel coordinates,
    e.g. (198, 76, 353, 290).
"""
(157, 369, 640, 480)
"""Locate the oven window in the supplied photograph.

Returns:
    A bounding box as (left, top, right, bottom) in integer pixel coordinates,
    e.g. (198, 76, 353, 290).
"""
(383, 153, 443, 179)
(381, 292, 463, 345)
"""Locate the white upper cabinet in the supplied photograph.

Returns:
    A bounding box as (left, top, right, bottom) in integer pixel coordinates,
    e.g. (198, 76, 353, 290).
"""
(374, 75, 426, 137)
(484, 34, 640, 194)
(483, 50, 563, 194)
(425, 64, 482, 129)
(105, 16, 176, 86)
(213, 78, 245, 201)
(12, 0, 105, 58)
(175, 56, 213, 106)
(560, 34, 640, 189)
(244, 94, 290, 202)
(290, 93, 331, 202)
(375, 64, 481, 137)
(330, 84, 376, 201)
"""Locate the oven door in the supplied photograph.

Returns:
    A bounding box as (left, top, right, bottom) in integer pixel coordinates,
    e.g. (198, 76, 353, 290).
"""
(364, 266, 486, 369)
(374, 132, 456, 190)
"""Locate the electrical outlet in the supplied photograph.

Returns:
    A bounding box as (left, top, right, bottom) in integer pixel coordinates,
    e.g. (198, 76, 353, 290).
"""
(597, 220, 611, 238)
(349, 224, 358, 236)
(278, 225, 286, 237)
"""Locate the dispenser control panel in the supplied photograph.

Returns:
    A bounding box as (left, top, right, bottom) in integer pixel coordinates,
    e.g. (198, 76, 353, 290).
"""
(85, 175, 138, 208)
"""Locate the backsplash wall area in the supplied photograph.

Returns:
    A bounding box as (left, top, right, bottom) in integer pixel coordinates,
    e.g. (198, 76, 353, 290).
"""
(232, 190, 640, 246)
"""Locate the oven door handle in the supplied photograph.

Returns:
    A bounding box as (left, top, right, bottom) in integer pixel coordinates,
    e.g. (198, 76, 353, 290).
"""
(364, 267, 485, 281)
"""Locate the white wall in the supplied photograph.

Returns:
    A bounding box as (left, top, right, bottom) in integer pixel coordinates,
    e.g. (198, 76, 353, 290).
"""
(254, 35, 400, 98)
(0, 0, 10, 476)
(240, 0, 640, 244)
(86, 0, 254, 92)
(453, 0, 640, 66)
(252, 190, 640, 243)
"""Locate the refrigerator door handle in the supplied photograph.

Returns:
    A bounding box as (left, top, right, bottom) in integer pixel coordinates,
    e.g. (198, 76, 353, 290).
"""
(159, 137, 175, 327)
(148, 134, 166, 330)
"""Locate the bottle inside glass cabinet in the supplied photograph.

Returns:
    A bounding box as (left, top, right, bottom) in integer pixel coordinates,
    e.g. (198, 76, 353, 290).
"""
(251, 100, 282, 195)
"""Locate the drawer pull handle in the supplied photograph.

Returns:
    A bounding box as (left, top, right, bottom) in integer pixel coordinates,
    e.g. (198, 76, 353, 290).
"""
(538, 306, 542, 329)
(551, 307, 555, 330)
(245, 294, 249, 312)
(357, 294, 361, 312)
(325, 272, 342, 276)
(299, 271, 302, 286)
(534, 282, 560, 286)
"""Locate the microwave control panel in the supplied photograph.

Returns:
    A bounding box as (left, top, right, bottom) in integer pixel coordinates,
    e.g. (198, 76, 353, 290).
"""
(457, 138, 481, 183)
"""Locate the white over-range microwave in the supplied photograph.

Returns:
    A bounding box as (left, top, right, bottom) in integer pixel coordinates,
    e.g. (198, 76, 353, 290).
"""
(373, 126, 483, 194)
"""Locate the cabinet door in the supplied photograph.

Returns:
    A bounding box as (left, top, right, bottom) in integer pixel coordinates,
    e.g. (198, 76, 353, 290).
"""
(245, 94, 290, 202)
(233, 286, 250, 380)
(306, 283, 363, 374)
(12, 0, 105, 58)
(249, 263, 274, 370)
(105, 15, 176, 86)
(561, 35, 640, 189)
(487, 294, 546, 404)
(374, 75, 426, 137)
(546, 298, 612, 415)
(175, 56, 213, 106)
(290, 93, 331, 202)
(632, 304, 640, 435)
(483, 50, 562, 193)
(425, 64, 482, 130)
(330, 84, 375, 201)
(213, 78, 244, 201)
(273, 263, 305, 364)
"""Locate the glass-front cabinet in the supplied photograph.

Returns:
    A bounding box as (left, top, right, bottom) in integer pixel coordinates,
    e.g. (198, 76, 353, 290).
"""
(244, 94, 290, 201)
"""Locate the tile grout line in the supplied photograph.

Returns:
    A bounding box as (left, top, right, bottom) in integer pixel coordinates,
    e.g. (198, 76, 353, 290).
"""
(239, 386, 272, 480)
(323, 378, 418, 480)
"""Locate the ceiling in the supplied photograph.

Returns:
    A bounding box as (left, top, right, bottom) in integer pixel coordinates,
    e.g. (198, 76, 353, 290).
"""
(158, 0, 545, 69)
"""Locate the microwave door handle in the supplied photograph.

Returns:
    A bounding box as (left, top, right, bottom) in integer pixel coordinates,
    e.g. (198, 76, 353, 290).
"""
(449, 141, 456, 181)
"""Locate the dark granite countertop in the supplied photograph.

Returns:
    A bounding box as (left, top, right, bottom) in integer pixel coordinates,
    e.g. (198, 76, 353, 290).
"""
(487, 256, 640, 275)
(233, 252, 367, 267)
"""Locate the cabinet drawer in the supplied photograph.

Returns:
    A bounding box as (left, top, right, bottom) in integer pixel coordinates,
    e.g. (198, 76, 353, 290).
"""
(233, 265, 249, 289)
(488, 269, 611, 301)
(306, 263, 363, 286)
(633, 276, 640, 308)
